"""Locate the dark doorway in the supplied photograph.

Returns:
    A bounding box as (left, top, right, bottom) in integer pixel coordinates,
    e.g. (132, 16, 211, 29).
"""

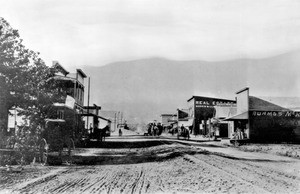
(219, 123, 228, 138)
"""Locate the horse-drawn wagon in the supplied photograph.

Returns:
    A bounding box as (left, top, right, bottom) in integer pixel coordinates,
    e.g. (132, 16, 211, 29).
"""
(177, 126, 190, 140)
(38, 103, 85, 165)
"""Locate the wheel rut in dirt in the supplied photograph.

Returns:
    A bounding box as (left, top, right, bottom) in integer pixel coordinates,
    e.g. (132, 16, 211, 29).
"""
(4, 140, 300, 194)
(183, 154, 300, 193)
(53, 141, 204, 166)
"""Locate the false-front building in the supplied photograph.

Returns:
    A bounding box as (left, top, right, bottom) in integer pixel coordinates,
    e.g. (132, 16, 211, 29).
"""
(187, 96, 236, 135)
(225, 87, 300, 142)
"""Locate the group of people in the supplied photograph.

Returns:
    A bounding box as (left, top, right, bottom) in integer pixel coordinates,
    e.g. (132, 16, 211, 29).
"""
(147, 123, 163, 136)
(233, 121, 248, 140)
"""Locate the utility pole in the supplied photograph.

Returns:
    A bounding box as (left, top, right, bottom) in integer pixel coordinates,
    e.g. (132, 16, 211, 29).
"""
(114, 112, 117, 131)
(120, 112, 123, 125)
(86, 77, 90, 129)
(117, 112, 119, 127)
(14, 109, 17, 132)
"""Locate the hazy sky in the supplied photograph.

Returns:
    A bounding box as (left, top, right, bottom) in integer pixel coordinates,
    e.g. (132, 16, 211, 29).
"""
(1, 0, 300, 69)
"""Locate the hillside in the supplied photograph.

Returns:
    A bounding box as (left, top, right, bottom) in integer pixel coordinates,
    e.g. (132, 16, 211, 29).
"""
(82, 50, 300, 123)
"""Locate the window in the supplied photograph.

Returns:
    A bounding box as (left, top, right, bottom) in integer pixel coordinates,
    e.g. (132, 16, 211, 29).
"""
(57, 110, 64, 119)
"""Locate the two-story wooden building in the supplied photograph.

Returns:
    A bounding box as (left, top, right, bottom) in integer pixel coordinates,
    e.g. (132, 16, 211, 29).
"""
(50, 61, 87, 112)
(43, 61, 88, 144)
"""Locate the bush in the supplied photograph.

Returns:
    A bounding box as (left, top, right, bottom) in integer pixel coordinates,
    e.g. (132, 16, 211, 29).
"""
(0, 126, 41, 166)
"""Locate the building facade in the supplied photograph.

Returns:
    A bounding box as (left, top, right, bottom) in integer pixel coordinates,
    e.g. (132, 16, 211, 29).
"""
(44, 62, 88, 143)
(213, 105, 236, 138)
(160, 114, 177, 127)
(187, 96, 236, 135)
(225, 87, 300, 142)
(50, 61, 87, 112)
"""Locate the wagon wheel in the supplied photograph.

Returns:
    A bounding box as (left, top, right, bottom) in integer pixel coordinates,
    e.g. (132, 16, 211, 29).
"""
(39, 138, 49, 165)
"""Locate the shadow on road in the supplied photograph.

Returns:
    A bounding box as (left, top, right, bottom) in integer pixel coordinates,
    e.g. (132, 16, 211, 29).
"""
(46, 136, 295, 166)
(62, 147, 208, 166)
(85, 140, 173, 148)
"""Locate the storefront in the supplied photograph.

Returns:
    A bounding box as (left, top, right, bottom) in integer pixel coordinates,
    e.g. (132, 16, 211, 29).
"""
(187, 96, 236, 135)
(225, 87, 300, 143)
(212, 105, 237, 138)
(160, 114, 177, 128)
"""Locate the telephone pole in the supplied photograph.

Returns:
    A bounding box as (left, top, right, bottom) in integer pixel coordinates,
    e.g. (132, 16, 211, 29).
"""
(114, 112, 117, 131)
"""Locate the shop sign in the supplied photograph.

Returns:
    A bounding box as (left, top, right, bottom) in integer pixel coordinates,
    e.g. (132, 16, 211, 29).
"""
(196, 105, 214, 108)
(251, 111, 300, 117)
(195, 100, 235, 108)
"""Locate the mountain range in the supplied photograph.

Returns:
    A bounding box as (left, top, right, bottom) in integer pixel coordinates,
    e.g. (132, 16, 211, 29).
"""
(82, 50, 300, 124)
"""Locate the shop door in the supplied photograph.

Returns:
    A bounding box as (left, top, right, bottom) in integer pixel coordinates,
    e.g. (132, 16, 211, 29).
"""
(219, 123, 228, 137)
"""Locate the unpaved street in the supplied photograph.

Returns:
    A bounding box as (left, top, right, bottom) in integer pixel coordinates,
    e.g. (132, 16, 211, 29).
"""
(2, 138, 300, 194)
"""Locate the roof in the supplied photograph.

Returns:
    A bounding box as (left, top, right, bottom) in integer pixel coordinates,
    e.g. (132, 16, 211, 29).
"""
(77, 69, 87, 78)
(187, 95, 235, 102)
(161, 114, 177, 117)
(52, 61, 69, 76)
(223, 112, 248, 121)
(177, 108, 189, 119)
(84, 104, 101, 110)
(253, 96, 300, 111)
(249, 96, 291, 111)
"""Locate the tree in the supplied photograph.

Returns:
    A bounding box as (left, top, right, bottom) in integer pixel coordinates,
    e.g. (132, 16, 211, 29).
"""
(0, 17, 59, 147)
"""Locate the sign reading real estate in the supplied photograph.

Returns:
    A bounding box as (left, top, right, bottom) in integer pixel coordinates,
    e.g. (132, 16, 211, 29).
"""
(195, 98, 235, 108)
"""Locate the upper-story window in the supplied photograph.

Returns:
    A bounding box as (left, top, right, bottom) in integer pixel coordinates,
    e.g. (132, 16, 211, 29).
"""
(68, 69, 87, 86)
(57, 110, 64, 119)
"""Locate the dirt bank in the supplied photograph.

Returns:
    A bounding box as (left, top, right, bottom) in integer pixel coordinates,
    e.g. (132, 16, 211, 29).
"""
(237, 143, 300, 158)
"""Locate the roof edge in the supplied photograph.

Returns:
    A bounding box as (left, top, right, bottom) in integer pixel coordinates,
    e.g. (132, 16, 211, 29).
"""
(236, 87, 249, 94)
(187, 95, 236, 102)
(77, 69, 87, 78)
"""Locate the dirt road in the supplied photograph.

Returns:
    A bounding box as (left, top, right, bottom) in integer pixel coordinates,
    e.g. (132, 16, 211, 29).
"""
(1, 139, 300, 194)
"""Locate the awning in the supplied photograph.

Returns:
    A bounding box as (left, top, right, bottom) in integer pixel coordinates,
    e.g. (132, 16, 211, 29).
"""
(214, 106, 237, 119)
(45, 119, 66, 123)
(53, 103, 74, 110)
(223, 112, 248, 121)
(179, 118, 194, 127)
(81, 113, 111, 122)
(210, 118, 220, 124)
(50, 75, 76, 82)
